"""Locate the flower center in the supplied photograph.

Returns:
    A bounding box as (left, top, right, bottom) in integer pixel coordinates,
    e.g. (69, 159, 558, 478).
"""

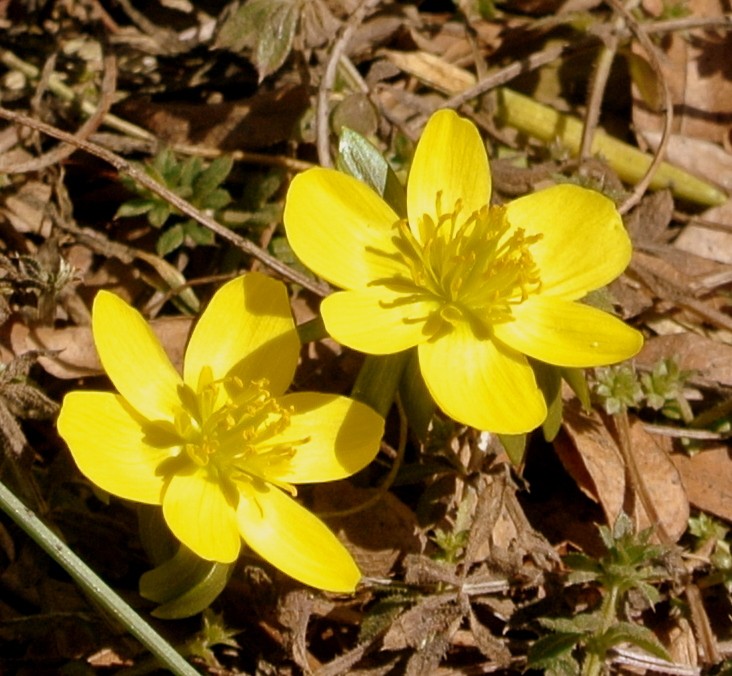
(146, 368, 306, 495)
(370, 196, 543, 339)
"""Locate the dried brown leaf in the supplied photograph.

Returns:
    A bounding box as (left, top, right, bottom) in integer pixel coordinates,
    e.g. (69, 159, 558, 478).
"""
(557, 398, 689, 541)
(467, 605, 512, 664)
(636, 333, 732, 386)
(382, 594, 460, 652)
(311, 483, 421, 579)
(466, 469, 560, 574)
(671, 444, 732, 522)
(9, 315, 193, 379)
(674, 200, 732, 265)
(116, 85, 309, 150)
(2, 180, 52, 236)
(277, 589, 323, 672)
(631, 0, 732, 147)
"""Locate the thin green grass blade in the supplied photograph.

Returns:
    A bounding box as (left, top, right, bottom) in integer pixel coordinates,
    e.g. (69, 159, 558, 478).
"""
(0, 478, 199, 676)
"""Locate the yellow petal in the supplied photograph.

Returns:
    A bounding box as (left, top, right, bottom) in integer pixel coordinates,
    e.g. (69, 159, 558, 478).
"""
(184, 273, 299, 397)
(284, 168, 403, 290)
(321, 290, 435, 354)
(407, 110, 491, 237)
(93, 291, 182, 421)
(494, 296, 644, 367)
(237, 483, 360, 592)
(418, 323, 546, 434)
(57, 391, 167, 504)
(162, 470, 241, 563)
(265, 392, 384, 483)
(505, 184, 631, 300)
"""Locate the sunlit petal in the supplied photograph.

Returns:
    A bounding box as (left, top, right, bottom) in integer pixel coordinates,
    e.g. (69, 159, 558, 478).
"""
(265, 392, 383, 483)
(494, 296, 644, 367)
(284, 168, 403, 290)
(237, 483, 360, 592)
(93, 291, 182, 421)
(163, 471, 240, 563)
(184, 273, 299, 397)
(321, 289, 435, 354)
(57, 391, 168, 504)
(505, 184, 632, 300)
(418, 323, 546, 434)
(407, 109, 491, 237)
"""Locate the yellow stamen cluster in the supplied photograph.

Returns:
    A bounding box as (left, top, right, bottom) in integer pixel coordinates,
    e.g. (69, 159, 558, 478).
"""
(371, 196, 543, 339)
(147, 369, 305, 497)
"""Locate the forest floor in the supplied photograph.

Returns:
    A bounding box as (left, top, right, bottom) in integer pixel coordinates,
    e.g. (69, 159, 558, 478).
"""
(2, 0, 732, 674)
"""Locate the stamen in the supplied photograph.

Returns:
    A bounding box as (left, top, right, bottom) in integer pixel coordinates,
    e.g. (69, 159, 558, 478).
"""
(368, 197, 543, 339)
(167, 374, 308, 488)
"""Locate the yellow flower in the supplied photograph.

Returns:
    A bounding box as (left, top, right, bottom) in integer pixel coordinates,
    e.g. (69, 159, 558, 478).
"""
(57, 273, 384, 592)
(283, 110, 643, 434)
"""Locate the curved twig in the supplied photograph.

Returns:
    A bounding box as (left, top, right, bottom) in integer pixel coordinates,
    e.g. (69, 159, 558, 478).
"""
(316, 0, 381, 168)
(443, 41, 589, 111)
(605, 0, 674, 214)
(318, 398, 408, 518)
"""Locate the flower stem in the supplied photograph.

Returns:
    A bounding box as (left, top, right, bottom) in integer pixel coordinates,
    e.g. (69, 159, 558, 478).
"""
(0, 478, 199, 676)
(351, 351, 410, 418)
(582, 584, 620, 676)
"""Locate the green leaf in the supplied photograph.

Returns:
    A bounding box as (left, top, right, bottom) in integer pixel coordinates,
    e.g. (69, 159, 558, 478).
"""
(562, 367, 591, 410)
(115, 197, 156, 218)
(149, 202, 173, 229)
(201, 187, 232, 211)
(184, 220, 216, 246)
(563, 552, 602, 576)
(140, 546, 233, 619)
(541, 612, 603, 635)
(157, 223, 185, 256)
(194, 155, 233, 197)
(215, 0, 300, 81)
(351, 352, 410, 419)
(398, 349, 435, 442)
(532, 361, 563, 442)
(498, 433, 526, 466)
(179, 156, 202, 189)
(338, 127, 407, 217)
(599, 621, 671, 662)
(527, 632, 582, 672)
(359, 594, 414, 643)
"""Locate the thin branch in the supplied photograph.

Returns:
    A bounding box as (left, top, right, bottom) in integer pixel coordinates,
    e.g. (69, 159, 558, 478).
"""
(0, 55, 117, 173)
(0, 478, 198, 676)
(605, 0, 674, 214)
(316, 0, 381, 168)
(443, 41, 587, 111)
(0, 107, 330, 297)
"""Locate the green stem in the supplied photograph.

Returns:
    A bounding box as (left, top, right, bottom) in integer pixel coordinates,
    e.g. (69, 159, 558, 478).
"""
(496, 87, 727, 207)
(351, 352, 410, 418)
(0, 479, 199, 676)
(583, 584, 620, 676)
(296, 316, 328, 344)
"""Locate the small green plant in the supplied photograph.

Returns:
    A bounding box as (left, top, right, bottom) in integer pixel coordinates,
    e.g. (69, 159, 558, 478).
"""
(640, 358, 693, 422)
(527, 514, 671, 675)
(594, 358, 692, 421)
(184, 609, 240, 669)
(594, 363, 644, 415)
(689, 512, 732, 588)
(116, 148, 233, 256)
(431, 493, 474, 563)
